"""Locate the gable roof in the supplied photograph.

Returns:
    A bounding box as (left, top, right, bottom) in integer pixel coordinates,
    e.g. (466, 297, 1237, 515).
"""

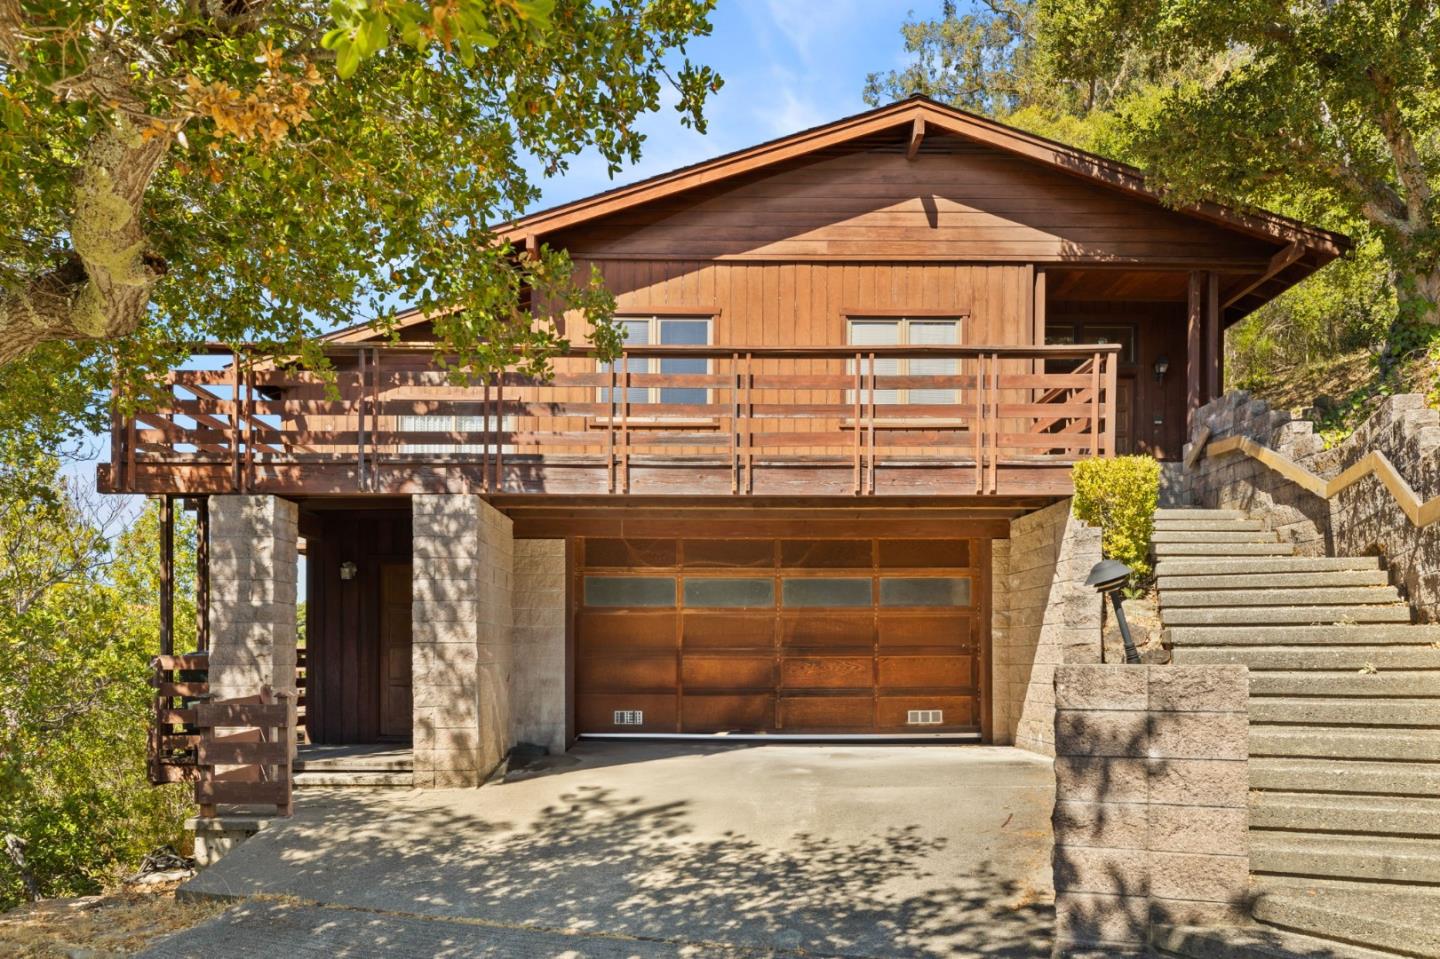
(329, 96, 1348, 342)
(498, 95, 1347, 258)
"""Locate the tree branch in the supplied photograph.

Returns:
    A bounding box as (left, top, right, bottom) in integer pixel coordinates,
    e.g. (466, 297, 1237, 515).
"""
(0, 119, 172, 366)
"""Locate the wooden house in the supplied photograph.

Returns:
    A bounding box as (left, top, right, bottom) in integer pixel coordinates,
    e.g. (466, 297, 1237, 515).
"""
(107, 98, 1345, 777)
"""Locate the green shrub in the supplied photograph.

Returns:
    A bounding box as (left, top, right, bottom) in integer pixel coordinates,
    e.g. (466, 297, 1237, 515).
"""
(1071, 455, 1162, 580)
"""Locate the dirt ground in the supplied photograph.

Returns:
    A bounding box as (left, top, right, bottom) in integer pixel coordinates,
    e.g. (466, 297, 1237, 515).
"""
(0, 883, 225, 958)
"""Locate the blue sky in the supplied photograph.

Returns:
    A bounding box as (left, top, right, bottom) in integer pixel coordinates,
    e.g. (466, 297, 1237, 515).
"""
(519, 1, 923, 211)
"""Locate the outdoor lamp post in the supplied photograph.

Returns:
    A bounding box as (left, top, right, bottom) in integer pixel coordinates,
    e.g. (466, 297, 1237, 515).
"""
(1087, 559, 1140, 664)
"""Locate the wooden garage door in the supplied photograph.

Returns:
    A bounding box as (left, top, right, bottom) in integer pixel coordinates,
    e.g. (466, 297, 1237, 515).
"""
(575, 538, 986, 736)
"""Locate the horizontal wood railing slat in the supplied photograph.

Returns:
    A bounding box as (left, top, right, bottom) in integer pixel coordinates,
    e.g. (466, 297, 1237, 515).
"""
(122, 342, 1121, 496)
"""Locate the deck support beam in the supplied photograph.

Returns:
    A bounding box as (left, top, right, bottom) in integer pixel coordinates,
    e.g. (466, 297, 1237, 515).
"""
(1186, 271, 1202, 435)
(159, 495, 174, 657)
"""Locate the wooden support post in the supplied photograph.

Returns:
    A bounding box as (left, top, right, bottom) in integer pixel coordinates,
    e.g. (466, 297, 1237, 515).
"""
(1186, 271, 1202, 435)
(1032, 268, 1046, 382)
(159, 495, 174, 657)
(852, 352, 863, 495)
(195, 496, 210, 652)
(1103, 351, 1118, 457)
(230, 351, 242, 492)
(356, 348, 367, 492)
(110, 365, 124, 492)
(1205, 271, 1221, 402)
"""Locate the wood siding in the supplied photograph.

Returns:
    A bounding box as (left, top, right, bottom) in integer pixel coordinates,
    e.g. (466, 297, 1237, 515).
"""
(556, 141, 1278, 266)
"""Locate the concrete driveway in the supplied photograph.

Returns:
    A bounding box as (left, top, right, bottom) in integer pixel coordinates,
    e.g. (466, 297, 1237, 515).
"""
(146, 743, 1055, 958)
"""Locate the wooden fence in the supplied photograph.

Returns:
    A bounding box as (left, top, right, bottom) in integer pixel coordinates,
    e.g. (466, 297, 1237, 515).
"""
(148, 653, 294, 817)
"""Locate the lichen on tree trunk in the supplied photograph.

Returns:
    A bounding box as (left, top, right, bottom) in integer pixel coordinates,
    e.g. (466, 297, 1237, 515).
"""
(0, 119, 171, 366)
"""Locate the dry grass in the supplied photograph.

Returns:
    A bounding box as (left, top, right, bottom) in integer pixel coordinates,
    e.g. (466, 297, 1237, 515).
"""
(0, 883, 226, 958)
(1243, 349, 1379, 415)
(1241, 347, 1440, 444)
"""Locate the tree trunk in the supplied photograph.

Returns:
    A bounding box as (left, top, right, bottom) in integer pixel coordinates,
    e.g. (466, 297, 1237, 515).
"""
(0, 121, 171, 367)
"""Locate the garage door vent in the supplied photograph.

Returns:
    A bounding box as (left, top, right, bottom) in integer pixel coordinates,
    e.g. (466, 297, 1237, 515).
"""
(907, 709, 943, 725)
(613, 710, 644, 726)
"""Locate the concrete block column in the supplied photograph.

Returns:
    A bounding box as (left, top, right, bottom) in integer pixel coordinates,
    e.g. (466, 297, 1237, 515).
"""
(1051, 664, 1250, 958)
(995, 499, 1103, 756)
(511, 540, 567, 754)
(411, 494, 514, 788)
(207, 495, 299, 703)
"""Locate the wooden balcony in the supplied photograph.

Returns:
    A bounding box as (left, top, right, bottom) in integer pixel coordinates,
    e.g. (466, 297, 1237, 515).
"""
(99, 343, 1121, 498)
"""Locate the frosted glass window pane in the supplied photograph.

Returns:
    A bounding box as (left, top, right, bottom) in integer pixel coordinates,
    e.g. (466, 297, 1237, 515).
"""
(908, 321, 958, 345)
(683, 578, 774, 608)
(879, 577, 971, 607)
(782, 578, 872, 607)
(584, 576, 675, 607)
(849, 320, 900, 345)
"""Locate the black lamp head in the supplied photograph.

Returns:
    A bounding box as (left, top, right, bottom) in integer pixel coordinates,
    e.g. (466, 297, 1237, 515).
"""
(1086, 558, 1133, 593)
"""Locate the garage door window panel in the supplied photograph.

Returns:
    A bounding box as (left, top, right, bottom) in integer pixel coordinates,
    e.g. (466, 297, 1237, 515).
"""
(583, 576, 676, 607)
(683, 577, 775, 608)
(879, 577, 972, 607)
(782, 577, 873, 607)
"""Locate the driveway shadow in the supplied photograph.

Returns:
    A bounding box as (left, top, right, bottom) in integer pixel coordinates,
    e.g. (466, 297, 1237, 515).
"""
(181, 746, 1054, 958)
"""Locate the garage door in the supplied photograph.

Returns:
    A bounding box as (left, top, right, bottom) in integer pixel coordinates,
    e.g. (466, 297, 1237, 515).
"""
(575, 537, 986, 736)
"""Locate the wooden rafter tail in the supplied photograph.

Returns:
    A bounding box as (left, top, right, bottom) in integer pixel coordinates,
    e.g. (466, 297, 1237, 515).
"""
(1206, 435, 1440, 528)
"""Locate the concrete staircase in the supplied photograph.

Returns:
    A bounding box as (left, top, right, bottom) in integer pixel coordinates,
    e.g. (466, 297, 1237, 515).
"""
(1151, 507, 1440, 959)
(293, 744, 414, 788)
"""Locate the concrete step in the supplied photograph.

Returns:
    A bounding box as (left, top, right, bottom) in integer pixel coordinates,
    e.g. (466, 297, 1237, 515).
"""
(1250, 726, 1440, 761)
(1155, 508, 1248, 520)
(1151, 517, 1268, 531)
(1253, 885, 1440, 959)
(1158, 570, 1393, 590)
(1255, 830, 1440, 884)
(1161, 587, 1403, 608)
(1167, 624, 1440, 646)
(1157, 557, 1383, 575)
(1174, 647, 1440, 670)
(294, 757, 414, 773)
(1162, 605, 1413, 626)
(1249, 697, 1440, 727)
(1152, 923, 1405, 959)
(1155, 542, 1297, 556)
(1249, 670, 1440, 697)
(1252, 758, 1440, 797)
(1253, 885, 1440, 958)
(1152, 529, 1281, 543)
(293, 771, 414, 788)
(1251, 791, 1440, 838)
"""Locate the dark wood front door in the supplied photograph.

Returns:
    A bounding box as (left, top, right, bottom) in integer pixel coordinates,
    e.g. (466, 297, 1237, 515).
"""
(378, 562, 413, 740)
(575, 537, 985, 737)
(1115, 376, 1136, 454)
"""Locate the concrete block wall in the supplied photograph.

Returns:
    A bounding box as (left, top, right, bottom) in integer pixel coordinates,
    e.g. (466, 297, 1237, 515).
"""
(511, 539, 567, 754)
(411, 494, 514, 788)
(1051, 665, 1251, 958)
(207, 495, 299, 703)
(1186, 391, 1331, 555)
(1328, 395, 1440, 623)
(1189, 391, 1440, 621)
(992, 498, 1104, 756)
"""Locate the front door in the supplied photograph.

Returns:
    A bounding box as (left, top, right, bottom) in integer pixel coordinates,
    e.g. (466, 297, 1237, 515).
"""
(378, 562, 413, 740)
(1115, 376, 1135, 454)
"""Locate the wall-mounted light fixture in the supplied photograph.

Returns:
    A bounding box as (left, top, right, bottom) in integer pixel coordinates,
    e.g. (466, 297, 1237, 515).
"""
(1153, 355, 1170, 383)
(340, 561, 358, 581)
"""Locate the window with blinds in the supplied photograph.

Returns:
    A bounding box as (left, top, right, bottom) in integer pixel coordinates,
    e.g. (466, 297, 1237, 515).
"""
(397, 414, 513, 456)
(847, 317, 962, 405)
(599, 315, 712, 405)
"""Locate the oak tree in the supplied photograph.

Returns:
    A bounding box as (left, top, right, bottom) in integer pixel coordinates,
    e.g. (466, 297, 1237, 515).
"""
(0, 0, 719, 427)
(1040, 0, 1440, 341)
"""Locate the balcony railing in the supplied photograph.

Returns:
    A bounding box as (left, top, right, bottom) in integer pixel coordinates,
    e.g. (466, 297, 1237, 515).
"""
(102, 343, 1120, 497)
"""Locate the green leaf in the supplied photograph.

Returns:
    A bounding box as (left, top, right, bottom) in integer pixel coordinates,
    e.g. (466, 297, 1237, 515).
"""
(335, 41, 361, 79)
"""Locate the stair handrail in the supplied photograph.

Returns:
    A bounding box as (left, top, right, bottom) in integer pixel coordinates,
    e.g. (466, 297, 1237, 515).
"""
(1202, 434, 1440, 528)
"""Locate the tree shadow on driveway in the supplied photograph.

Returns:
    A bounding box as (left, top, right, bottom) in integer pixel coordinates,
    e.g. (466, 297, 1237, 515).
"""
(178, 754, 1054, 957)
